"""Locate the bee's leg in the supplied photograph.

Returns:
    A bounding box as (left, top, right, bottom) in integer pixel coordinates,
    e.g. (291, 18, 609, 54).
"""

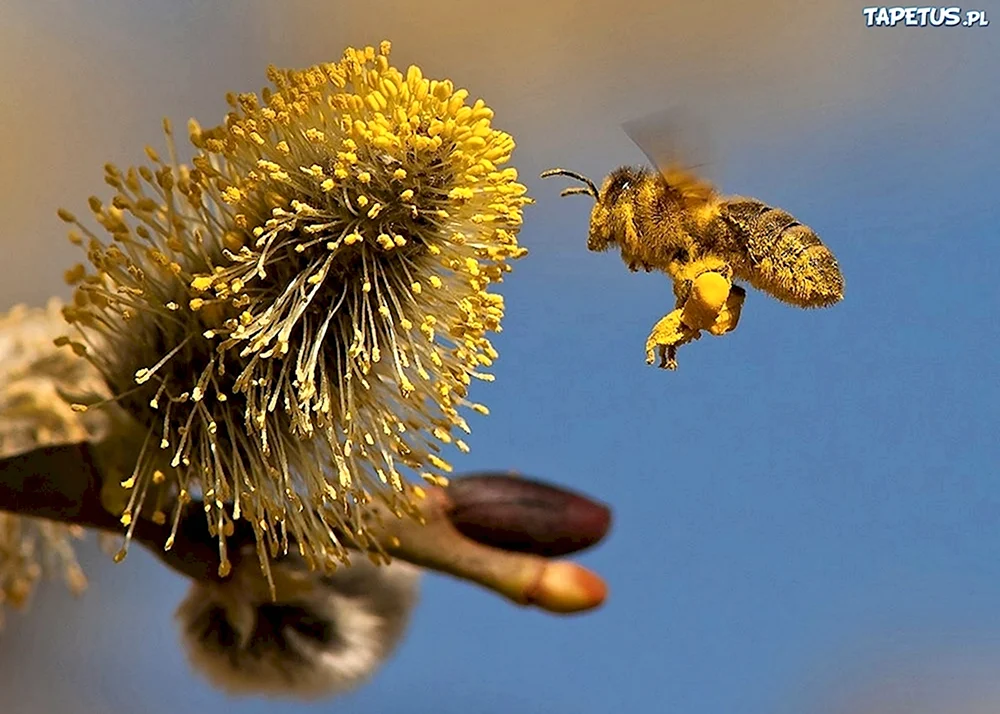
(661, 345, 677, 370)
(673, 278, 693, 310)
(645, 310, 701, 370)
(627, 260, 655, 273)
(651, 344, 674, 369)
(707, 285, 746, 336)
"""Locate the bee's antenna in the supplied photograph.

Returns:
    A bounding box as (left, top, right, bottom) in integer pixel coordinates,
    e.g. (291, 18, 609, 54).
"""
(559, 187, 595, 198)
(540, 168, 599, 200)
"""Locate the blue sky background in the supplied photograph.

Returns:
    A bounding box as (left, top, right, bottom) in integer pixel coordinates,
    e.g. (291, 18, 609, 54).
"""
(0, 1, 998, 712)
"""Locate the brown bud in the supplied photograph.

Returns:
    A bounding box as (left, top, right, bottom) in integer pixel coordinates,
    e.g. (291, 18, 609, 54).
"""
(445, 473, 612, 557)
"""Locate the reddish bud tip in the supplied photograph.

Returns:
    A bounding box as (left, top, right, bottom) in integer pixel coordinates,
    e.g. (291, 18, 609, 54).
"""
(528, 561, 608, 614)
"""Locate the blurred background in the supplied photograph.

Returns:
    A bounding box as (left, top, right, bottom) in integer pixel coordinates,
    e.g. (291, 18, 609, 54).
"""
(0, 0, 998, 712)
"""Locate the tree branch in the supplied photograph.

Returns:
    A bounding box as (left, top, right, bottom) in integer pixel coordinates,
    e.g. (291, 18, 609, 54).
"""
(0, 441, 611, 613)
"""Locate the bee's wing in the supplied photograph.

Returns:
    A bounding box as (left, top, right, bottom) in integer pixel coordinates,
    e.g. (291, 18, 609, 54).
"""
(622, 108, 717, 207)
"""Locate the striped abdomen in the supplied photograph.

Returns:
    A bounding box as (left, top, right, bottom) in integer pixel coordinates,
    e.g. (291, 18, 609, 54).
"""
(716, 197, 843, 308)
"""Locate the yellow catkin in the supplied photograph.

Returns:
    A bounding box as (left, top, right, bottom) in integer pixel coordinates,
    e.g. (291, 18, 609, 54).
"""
(57, 42, 531, 573)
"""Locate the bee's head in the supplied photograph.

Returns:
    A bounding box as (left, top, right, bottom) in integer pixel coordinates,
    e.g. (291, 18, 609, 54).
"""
(540, 166, 643, 253)
(589, 167, 646, 252)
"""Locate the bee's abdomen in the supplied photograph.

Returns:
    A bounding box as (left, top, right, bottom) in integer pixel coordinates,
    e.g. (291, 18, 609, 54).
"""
(717, 198, 843, 308)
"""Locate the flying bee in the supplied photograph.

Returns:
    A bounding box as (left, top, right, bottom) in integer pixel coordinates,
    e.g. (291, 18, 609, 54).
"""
(541, 114, 844, 370)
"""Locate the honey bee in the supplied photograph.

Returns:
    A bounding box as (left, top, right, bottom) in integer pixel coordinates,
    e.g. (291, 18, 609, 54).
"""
(541, 115, 844, 370)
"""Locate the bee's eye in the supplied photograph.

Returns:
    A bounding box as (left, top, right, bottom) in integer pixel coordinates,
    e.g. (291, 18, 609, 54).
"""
(605, 174, 634, 202)
(673, 249, 688, 263)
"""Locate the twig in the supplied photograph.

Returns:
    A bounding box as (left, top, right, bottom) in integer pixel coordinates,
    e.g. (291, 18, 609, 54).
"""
(0, 442, 611, 613)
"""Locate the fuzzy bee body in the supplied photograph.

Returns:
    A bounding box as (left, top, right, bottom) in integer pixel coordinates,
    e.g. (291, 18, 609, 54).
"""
(713, 196, 843, 309)
(585, 166, 843, 309)
(542, 135, 843, 368)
